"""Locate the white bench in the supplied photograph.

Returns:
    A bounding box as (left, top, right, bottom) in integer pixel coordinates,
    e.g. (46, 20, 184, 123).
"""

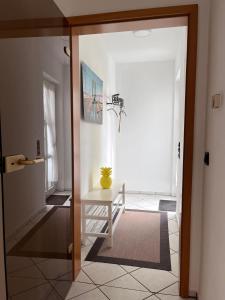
(81, 183, 125, 247)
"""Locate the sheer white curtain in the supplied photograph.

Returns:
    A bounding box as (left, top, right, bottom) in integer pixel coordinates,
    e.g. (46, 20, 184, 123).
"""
(43, 80, 58, 192)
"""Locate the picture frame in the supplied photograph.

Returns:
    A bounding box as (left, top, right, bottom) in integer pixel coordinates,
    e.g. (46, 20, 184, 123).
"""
(81, 62, 103, 124)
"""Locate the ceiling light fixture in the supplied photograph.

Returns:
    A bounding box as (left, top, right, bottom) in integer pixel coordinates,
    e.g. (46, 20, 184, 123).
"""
(133, 30, 152, 38)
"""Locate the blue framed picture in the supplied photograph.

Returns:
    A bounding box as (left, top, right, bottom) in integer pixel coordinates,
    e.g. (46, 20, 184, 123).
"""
(81, 62, 103, 124)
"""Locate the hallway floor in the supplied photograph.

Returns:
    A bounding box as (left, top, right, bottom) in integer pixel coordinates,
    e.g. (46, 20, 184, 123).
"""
(125, 193, 176, 212)
(6, 194, 195, 299)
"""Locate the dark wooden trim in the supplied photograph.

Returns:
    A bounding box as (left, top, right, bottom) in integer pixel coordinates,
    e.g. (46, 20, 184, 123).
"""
(70, 29, 81, 280)
(179, 6, 198, 297)
(67, 5, 197, 26)
(70, 5, 198, 297)
(71, 16, 187, 36)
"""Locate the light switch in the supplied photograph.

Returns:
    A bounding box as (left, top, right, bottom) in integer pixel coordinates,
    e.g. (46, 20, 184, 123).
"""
(212, 93, 222, 109)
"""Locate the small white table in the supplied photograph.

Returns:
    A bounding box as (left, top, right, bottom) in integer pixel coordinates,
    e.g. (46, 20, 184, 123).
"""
(81, 183, 125, 247)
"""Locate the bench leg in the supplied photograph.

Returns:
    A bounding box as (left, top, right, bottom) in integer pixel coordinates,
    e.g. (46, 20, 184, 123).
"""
(81, 204, 87, 246)
(108, 203, 113, 248)
(122, 183, 126, 213)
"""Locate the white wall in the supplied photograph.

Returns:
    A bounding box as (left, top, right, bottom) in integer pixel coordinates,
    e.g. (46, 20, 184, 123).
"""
(54, 0, 211, 293)
(115, 61, 175, 194)
(79, 36, 117, 197)
(199, 0, 225, 299)
(0, 36, 69, 238)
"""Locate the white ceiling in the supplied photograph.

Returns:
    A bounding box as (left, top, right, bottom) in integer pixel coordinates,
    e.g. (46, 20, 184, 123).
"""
(80, 27, 187, 63)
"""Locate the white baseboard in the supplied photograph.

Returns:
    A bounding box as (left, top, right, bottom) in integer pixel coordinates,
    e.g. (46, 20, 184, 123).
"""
(189, 290, 198, 299)
(126, 190, 175, 197)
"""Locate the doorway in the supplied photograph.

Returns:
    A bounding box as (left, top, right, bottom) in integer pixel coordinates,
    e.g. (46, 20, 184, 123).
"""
(69, 5, 198, 298)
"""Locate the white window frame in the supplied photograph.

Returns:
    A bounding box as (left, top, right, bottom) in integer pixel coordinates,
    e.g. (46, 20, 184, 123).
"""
(43, 76, 58, 197)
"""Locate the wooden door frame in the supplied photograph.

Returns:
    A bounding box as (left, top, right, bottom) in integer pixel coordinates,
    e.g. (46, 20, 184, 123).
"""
(69, 4, 198, 298)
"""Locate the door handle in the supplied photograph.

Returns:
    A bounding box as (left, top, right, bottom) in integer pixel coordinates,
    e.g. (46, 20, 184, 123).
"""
(68, 243, 73, 254)
(18, 158, 44, 165)
(4, 154, 44, 173)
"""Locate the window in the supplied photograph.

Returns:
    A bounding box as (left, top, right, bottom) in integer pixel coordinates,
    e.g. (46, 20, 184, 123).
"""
(43, 80, 58, 194)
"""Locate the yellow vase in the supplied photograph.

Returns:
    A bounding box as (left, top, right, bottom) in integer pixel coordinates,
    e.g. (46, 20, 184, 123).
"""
(100, 175, 112, 189)
(100, 167, 112, 189)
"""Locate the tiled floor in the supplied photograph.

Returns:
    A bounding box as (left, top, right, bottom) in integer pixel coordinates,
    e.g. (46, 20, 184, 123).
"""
(6, 194, 195, 299)
(125, 193, 176, 213)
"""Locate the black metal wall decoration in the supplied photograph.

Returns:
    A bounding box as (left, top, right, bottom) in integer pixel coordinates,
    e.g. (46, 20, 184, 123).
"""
(107, 94, 127, 132)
